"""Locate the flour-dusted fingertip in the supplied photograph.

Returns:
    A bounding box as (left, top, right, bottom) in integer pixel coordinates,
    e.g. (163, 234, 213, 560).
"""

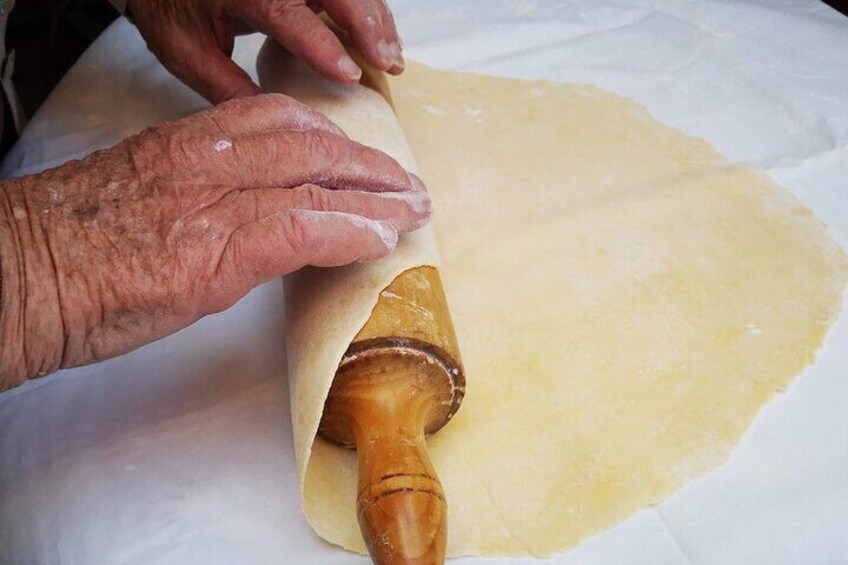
(288, 210, 398, 265)
(338, 54, 363, 81)
(376, 39, 404, 71)
(399, 190, 431, 218)
(388, 41, 405, 74)
(407, 172, 428, 193)
(371, 220, 399, 251)
(373, 190, 432, 231)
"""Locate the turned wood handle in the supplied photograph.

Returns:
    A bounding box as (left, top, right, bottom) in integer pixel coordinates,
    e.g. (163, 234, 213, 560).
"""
(357, 429, 447, 564)
(323, 340, 456, 564)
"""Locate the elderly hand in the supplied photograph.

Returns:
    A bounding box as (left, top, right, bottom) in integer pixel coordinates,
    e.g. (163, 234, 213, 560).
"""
(0, 94, 429, 391)
(129, 0, 404, 103)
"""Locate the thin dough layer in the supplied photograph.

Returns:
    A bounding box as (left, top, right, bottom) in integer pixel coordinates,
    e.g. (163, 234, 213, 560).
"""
(261, 47, 848, 557)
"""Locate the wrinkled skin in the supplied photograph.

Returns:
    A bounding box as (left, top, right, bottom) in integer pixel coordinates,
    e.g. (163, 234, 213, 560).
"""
(0, 94, 429, 391)
(130, 0, 405, 103)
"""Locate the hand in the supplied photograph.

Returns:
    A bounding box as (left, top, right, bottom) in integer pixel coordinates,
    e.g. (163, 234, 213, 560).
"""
(0, 94, 429, 390)
(129, 0, 404, 103)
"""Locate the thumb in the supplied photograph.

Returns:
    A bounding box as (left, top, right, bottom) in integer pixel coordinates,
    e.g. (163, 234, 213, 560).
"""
(161, 38, 261, 104)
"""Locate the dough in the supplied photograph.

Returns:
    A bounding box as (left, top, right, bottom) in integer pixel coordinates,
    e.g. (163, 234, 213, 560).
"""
(258, 43, 848, 557)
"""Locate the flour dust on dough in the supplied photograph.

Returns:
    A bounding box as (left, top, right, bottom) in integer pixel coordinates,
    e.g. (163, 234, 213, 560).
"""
(262, 50, 848, 557)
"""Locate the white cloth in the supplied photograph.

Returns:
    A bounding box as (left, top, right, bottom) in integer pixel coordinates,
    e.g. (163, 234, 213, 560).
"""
(1, 2, 847, 564)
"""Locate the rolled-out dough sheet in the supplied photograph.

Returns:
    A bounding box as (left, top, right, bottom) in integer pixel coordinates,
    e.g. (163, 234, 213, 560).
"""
(259, 46, 848, 557)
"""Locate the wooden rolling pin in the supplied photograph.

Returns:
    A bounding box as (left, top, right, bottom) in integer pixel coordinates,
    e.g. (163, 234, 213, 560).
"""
(319, 266, 465, 565)
(306, 27, 465, 564)
(257, 17, 464, 562)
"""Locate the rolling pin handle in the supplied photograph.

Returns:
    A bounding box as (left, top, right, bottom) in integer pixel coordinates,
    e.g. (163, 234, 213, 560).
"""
(356, 429, 447, 564)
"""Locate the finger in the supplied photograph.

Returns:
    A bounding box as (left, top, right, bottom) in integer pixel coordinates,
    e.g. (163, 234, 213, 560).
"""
(193, 129, 421, 194)
(216, 210, 397, 291)
(235, 1, 363, 83)
(202, 183, 430, 235)
(320, 0, 404, 73)
(155, 34, 261, 104)
(279, 184, 429, 232)
(375, 0, 402, 46)
(195, 93, 347, 138)
(288, 210, 399, 266)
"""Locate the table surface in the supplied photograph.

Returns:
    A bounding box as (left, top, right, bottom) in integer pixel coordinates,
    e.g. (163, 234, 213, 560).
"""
(2, 1, 848, 564)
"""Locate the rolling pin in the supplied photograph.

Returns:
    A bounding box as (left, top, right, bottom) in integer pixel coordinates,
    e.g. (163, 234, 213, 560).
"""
(315, 46, 466, 565)
(319, 266, 465, 564)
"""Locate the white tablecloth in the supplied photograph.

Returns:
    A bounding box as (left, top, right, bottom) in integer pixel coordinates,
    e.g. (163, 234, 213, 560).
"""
(2, 2, 847, 564)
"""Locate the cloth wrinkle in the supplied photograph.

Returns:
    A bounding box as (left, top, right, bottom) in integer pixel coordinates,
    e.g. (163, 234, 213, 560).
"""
(653, 506, 700, 565)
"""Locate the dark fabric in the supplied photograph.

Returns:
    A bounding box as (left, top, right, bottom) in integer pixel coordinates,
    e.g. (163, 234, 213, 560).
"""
(0, 87, 18, 157)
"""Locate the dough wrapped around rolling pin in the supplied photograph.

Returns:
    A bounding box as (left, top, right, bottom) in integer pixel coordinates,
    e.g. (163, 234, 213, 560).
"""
(257, 40, 444, 553)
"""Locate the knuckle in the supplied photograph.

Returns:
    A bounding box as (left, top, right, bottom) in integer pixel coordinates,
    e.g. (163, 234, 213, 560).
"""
(217, 233, 251, 288)
(168, 131, 206, 165)
(284, 213, 312, 254)
(129, 125, 204, 176)
(303, 184, 332, 212)
(276, 0, 304, 11)
(303, 129, 343, 165)
(221, 190, 253, 218)
(267, 0, 306, 20)
(310, 28, 342, 52)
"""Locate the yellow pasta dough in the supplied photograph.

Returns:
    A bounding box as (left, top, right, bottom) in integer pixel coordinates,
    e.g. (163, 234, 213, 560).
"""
(258, 42, 847, 557)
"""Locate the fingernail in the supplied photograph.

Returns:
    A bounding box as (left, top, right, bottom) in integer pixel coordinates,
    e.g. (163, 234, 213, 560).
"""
(338, 55, 362, 81)
(390, 41, 404, 70)
(401, 191, 431, 216)
(377, 39, 404, 70)
(377, 190, 432, 218)
(407, 172, 427, 193)
(371, 220, 399, 250)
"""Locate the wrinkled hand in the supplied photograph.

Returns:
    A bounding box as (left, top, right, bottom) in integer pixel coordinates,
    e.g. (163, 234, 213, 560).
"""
(0, 94, 429, 390)
(129, 0, 404, 103)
